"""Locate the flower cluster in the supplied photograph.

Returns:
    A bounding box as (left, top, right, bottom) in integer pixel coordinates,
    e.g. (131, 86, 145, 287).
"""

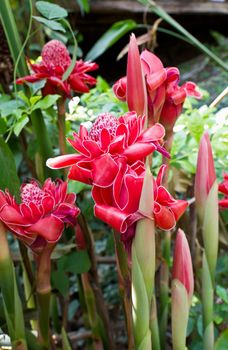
(47, 111, 187, 249)
(16, 40, 98, 98)
(113, 49, 201, 132)
(0, 179, 80, 253)
(218, 173, 228, 208)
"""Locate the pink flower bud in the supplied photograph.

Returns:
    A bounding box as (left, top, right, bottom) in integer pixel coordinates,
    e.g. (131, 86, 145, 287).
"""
(172, 229, 194, 301)
(195, 132, 216, 222)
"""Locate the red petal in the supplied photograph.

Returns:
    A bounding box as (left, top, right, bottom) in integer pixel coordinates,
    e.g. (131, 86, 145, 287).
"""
(92, 155, 119, 187)
(0, 205, 30, 226)
(94, 204, 129, 233)
(122, 143, 156, 162)
(169, 200, 188, 221)
(138, 123, 165, 142)
(27, 215, 64, 243)
(46, 154, 81, 169)
(154, 202, 176, 230)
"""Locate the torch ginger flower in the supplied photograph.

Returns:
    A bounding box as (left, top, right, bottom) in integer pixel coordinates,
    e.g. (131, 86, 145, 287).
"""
(218, 173, 228, 209)
(0, 179, 80, 253)
(92, 160, 188, 251)
(47, 111, 168, 187)
(16, 40, 98, 97)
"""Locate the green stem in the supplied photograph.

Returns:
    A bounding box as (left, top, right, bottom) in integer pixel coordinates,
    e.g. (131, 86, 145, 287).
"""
(159, 261, 169, 350)
(113, 231, 134, 350)
(0, 223, 28, 350)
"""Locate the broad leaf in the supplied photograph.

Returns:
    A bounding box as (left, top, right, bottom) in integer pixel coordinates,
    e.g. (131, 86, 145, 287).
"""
(33, 16, 66, 33)
(36, 1, 67, 19)
(85, 20, 137, 61)
(14, 115, 29, 136)
(215, 329, 228, 350)
(57, 251, 91, 274)
(0, 137, 20, 197)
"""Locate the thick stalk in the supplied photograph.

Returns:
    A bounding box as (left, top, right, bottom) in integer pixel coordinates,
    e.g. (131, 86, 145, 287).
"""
(0, 223, 27, 350)
(132, 167, 155, 349)
(150, 296, 161, 350)
(159, 260, 169, 350)
(113, 231, 134, 350)
(36, 244, 55, 349)
(78, 214, 115, 350)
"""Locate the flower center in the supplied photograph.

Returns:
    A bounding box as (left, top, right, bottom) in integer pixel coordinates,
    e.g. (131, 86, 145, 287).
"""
(89, 113, 119, 141)
(21, 183, 46, 206)
(41, 40, 71, 70)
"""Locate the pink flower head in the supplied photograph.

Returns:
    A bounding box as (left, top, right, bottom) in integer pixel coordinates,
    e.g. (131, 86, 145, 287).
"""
(0, 179, 80, 253)
(218, 173, 228, 209)
(172, 229, 194, 301)
(16, 40, 98, 98)
(47, 111, 167, 187)
(195, 132, 216, 221)
(159, 68, 202, 134)
(92, 160, 188, 251)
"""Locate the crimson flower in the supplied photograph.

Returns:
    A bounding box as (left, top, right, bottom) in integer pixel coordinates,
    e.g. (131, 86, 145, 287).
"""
(159, 68, 202, 134)
(16, 40, 98, 97)
(218, 173, 228, 209)
(0, 179, 80, 253)
(92, 159, 188, 251)
(47, 111, 167, 187)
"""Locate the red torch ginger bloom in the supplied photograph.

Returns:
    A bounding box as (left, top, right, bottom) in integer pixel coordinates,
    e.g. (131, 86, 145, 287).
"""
(16, 40, 98, 97)
(0, 179, 80, 253)
(172, 229, 194, 301)
(92, 160, 188, 251)
(218, 173, 228, 209)
(47, 111, 167, 187)
(159, 68, 202, 134)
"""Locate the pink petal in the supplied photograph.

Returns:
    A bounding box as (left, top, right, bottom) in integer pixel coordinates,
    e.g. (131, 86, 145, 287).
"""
(140, 50, 164, 74)
(0, 205, 30, 226)
(113, 77, 127, 101)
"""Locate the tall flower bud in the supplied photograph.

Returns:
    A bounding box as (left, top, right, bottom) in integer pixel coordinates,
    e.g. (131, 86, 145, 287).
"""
(171, 229, 194, 350)
(126, 34, 148, 116)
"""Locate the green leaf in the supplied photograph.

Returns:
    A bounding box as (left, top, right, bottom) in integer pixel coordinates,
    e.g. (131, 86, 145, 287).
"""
(216, 286, 228, 304)
(33, 16, 66, 32)
(85, 20, 137, 61)
(52, 269, 69, 297)
(0, 137, 20, 197)
(30, 96, 42, 106)
(36, 1, 68, 19)
(215, 329, 228, 350)
(0, 100, 24, 118)
(76, 0, 90, 15)
(14, 115, 29, 136)
(58, 251, 91, 274)
(68, 179, 90, 194)
(32, 94, 60, 111)
(61, 327, 72, 350)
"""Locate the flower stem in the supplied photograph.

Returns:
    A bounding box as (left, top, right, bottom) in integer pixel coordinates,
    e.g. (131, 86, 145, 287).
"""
(36, 244, 55, 349)
(0, 223, 28, 350)
(113, 230, 134, 350)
